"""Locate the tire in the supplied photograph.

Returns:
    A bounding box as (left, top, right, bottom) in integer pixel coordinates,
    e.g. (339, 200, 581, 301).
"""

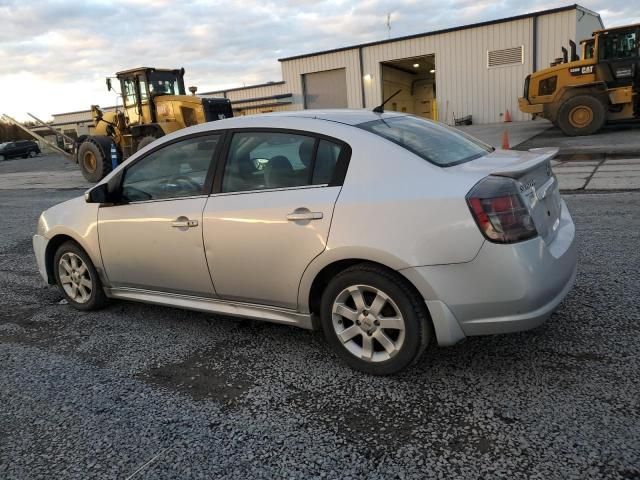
(53, 241, 107, 311)
(28, 150, 36, 158)
(557, 95, 606, 136)
(0, 154, 4, 161)
(136, 135, 158, 152)
(77, 138, 111, 183)
(320, 263, 432, 375)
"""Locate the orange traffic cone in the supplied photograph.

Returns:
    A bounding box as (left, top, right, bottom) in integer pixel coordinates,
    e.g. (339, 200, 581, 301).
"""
(501, 129, 510, 150)
(504, 109, 512, 122)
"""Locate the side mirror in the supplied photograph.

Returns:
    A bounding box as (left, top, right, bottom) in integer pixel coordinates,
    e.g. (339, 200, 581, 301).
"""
(85, 183, 109, 203)
(106, 78, 112, 91)
(85, 171, 123, 204)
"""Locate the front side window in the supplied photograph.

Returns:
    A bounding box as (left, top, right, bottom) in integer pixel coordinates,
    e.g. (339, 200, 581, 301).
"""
(584, 40, 595, 59)
(137, 75, 148, 102)
(221, 132, 342, 193)
(122, 134, 220, 202)
(122, 78, 137, 106)
(601, 31, 638, 60)
(358, 116, 492, 167)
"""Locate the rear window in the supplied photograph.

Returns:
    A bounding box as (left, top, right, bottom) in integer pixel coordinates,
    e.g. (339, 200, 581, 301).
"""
(357, 115, 493, 167)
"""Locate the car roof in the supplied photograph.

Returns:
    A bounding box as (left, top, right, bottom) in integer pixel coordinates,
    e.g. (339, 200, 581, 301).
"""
(256, 109, 408, 126)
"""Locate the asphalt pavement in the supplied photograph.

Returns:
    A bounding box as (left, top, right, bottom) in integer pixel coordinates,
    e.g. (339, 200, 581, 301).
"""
(0, 160, 639, 479)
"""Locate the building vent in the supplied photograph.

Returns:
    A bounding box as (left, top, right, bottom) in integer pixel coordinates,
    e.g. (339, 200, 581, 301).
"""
(487, 46, 524, 68)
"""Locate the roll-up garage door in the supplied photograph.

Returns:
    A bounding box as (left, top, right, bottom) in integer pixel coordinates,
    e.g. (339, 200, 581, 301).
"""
(303, 68, 348, 109)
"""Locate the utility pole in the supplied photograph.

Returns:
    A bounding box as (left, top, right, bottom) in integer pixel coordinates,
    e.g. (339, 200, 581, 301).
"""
(386, 12, 391, 39)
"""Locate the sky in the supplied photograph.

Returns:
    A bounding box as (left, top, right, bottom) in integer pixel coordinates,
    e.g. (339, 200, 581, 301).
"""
(0, 0, 638, 121)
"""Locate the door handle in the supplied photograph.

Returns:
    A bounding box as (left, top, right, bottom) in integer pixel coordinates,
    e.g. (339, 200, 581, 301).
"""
(171, 218, 198, 228)
(286, 210, 323, 221)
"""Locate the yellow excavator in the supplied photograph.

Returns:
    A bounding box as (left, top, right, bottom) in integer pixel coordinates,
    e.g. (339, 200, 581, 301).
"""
(76, 67, 232, 182)
(519, 23, 639, 136)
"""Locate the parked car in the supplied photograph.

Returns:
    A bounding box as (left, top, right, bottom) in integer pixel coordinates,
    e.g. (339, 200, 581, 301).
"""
(0, 139, 41, 160)
(32, 111, 577, 375)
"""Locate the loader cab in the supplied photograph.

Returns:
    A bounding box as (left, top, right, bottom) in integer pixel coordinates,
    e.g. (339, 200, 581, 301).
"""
(597, 25, 640, 88)
(115, 67, 187, 125)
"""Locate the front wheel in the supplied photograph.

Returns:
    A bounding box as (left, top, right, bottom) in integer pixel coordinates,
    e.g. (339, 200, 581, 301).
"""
(53, 241, 107, 311)
(557, 95, 606, 136)
(320, 263, 432, 375)
(77, 139, 111, 182)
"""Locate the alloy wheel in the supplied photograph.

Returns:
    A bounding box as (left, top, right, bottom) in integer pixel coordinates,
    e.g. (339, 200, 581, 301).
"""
(58, 252, 93, 304)
(331, 285, 406, 362)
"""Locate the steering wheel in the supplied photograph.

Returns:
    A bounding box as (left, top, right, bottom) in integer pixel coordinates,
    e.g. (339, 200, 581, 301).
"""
(166, 175, 202, 191)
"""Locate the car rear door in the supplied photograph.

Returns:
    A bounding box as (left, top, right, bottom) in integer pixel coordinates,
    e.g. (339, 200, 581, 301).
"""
(98, 133, 222, 297)
(202, 129, 349, 310)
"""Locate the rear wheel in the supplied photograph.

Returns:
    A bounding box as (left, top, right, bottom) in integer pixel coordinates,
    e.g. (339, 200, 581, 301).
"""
(53, 241, 107, 311)
(557, 95, 606, 136)
(28, 150, 37, 158)
(77, 138, 111, 182)
(320, 263, 431, 375)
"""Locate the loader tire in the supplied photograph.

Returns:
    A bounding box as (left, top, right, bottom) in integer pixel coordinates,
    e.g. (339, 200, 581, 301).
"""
(136, 135, 158, 152)
(557, 95, 606, 136)
(77, 138, 111, 183)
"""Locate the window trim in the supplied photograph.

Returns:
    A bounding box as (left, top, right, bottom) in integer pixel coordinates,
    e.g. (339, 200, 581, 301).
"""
(210, 127, 352, 195)
(118, 131, 226, 204)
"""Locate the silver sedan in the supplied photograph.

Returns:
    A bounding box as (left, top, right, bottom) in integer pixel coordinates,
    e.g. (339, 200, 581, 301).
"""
(33, 110, 577, 375)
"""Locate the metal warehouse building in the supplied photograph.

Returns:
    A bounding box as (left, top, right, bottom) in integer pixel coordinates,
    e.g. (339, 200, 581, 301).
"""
(51, 4, 603, 133)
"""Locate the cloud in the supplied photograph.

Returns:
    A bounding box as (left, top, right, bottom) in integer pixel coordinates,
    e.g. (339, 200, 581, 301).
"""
(0, 0, 635, 120)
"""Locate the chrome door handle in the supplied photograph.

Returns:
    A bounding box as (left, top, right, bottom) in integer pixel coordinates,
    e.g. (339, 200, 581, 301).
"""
(286, 211, 323, 221)
(171, 218, 198, 228)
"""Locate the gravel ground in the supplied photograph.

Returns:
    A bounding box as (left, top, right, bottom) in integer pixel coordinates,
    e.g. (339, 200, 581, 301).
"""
(0, 187, 639, 479)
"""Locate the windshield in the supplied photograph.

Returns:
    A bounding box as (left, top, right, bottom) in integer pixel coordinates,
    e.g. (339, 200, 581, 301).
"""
(0, 143, 7, 148)
(357, 115, 493, 167)
(148, 71, 183, 96)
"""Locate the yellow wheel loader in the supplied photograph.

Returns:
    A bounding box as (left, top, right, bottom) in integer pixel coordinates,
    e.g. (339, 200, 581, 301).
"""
(519, 23, 639, 136)
(76, 67, 232, 182)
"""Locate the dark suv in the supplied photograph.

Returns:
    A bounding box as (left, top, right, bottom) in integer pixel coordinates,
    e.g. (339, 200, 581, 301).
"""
(0, 140, 41, 160)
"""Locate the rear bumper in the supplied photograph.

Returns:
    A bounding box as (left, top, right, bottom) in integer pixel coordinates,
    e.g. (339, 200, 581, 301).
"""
(402, 200, 577, 344)
(518, 97, 544, 114)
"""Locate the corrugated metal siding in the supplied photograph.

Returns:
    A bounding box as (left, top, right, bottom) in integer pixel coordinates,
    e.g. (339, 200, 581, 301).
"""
(361, 17, 536, 123)
(281, 49, 363, 110)
(203, 82, 289, 101)
(536, 10, 577, 71)
(52, 106, 117, 126)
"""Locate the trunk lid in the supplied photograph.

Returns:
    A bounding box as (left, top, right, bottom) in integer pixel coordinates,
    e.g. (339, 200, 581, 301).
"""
(453, 147, 562, 243)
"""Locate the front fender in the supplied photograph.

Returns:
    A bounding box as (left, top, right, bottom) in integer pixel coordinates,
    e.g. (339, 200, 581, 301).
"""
(39, 197, 107, 286)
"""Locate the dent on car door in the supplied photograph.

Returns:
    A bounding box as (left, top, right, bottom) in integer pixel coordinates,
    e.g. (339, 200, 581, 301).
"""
(203, 130, 348, 309)
(98, 133, 222, 297)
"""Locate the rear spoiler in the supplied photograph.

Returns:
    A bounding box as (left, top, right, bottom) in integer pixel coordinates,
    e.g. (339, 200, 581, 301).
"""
(491, 147, 558, 178)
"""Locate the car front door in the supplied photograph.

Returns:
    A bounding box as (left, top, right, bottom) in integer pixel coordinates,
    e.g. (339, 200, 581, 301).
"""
(203, 130, 349, 310)
(4, 142, 16, 158)
(98, 133, 222, 297)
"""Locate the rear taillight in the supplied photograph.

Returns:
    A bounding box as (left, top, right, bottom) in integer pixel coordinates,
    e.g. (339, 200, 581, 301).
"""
(466, 176, 537, 243)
